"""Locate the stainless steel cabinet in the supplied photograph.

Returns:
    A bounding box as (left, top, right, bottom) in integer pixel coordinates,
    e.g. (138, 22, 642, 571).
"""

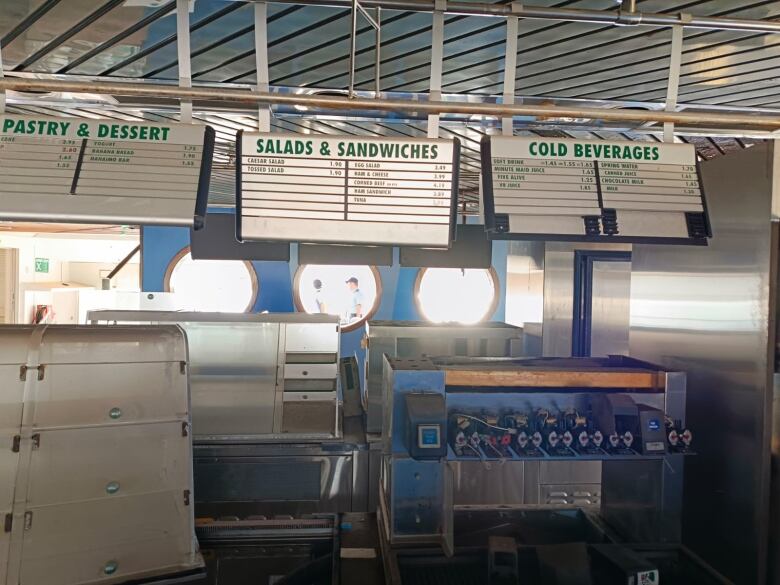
(0, 325, 202, 585)
(87, 312, 341, 440)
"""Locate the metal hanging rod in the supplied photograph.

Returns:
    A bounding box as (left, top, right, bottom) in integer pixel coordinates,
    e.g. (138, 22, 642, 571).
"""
(2, 77, 780, 130)
(242, 0, 780, 33)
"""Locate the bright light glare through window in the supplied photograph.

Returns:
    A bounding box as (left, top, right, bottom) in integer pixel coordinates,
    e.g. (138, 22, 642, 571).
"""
(168, 252, 255, 312)
(296, 264, 379, 329)
(417, 268, 496, 324)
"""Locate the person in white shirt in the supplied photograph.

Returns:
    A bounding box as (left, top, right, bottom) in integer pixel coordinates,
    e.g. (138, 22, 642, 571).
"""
(313, 279, 327, 313)
(345, 277, 364, 322)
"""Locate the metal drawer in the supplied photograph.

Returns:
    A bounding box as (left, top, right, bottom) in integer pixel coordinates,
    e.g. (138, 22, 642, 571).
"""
(284, 323, 338, 353)
(283, 363, 338, 379)
(32, 362, 188, 428)
(282, 397, 337, 435)
(283, 379, 337, 392)
(20, 491, 194, 585)
(27, 422, 189, 507)
(540, 484, 601, 507)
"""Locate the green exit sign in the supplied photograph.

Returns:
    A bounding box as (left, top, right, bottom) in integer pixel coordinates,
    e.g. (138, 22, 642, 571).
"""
(34, 258, 49, 273)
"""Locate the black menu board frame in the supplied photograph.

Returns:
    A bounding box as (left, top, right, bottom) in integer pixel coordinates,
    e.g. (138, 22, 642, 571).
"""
(481, 135, 712, 245)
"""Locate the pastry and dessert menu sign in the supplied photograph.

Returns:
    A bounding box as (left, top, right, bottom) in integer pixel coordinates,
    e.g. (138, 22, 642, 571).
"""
(237, 132, 460, 247)
(0, 114, 214, 227)
(481, 136, 710, 244)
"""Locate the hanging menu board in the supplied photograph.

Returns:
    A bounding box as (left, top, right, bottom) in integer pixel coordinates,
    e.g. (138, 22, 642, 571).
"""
(481, 136, 711, 244)
(237, 132, 460, 247)
(0, 114, 214, 227)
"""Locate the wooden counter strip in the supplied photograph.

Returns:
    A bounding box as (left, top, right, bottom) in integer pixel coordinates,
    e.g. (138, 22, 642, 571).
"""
(443, 368, 662, 389)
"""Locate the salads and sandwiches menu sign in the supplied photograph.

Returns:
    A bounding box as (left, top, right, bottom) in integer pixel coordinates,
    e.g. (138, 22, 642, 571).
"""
(237, 132, 460, 247)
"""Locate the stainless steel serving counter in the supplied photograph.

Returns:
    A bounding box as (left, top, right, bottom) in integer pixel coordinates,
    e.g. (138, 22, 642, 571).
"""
(88, 311, 341, 441)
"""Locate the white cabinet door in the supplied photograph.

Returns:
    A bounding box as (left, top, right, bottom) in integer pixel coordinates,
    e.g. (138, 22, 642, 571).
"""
(20, 491, 196, 585)
(26, 422, 189, 507)
(33, 362, 188, 428)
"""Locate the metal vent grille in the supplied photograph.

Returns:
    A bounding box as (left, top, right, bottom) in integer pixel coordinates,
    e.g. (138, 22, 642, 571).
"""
(208, 166, 236, 205)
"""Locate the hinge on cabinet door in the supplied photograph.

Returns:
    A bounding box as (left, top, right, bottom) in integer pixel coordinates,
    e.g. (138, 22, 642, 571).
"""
(183, 490, 190, 506)
(23, 511, 32, 531)
(4, 514, 11, 533)
(180, 361, 187, 375)
(19, 364, 45, 381)
(11, 435, 20, 453)
(31, 434, 40, 450)
(181, 422, 189, 437)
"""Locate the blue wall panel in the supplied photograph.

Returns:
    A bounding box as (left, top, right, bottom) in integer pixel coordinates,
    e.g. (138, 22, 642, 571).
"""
(141, 226, 189, 293)
(141, 225, 293, 313)
(140, 226, 509, 363)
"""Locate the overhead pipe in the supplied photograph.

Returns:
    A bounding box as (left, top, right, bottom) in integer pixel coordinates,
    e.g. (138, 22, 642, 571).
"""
(2, 77, 780, 129)
(242, 0, 780, 33)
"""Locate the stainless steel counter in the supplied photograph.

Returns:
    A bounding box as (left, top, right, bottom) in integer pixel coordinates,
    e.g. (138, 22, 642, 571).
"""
(88, 311, 341, 441)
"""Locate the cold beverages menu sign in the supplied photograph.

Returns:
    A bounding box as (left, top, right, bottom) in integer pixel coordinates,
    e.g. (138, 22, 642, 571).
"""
(237, 132, 459, 247)
(0, 114, 214, 227)
(481, 136, 710, 244)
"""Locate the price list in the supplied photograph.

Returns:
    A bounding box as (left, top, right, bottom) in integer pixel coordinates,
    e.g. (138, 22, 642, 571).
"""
(0, 135, 82, 194)
(238, 133, 459, 247)
(76, 140, 203, 200)
(490, 157, 601, 217)
(598, 161, 704, 212)
(0, 114, 213, 226)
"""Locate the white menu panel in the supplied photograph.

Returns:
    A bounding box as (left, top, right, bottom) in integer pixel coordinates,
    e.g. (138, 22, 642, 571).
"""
(481, 136, 710, 243)
(237, 133, 459, 247)
(0, 115, 214, 226)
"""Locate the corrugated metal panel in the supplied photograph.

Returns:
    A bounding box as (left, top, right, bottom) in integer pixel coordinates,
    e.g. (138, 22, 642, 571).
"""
(0, 0, 775, 209)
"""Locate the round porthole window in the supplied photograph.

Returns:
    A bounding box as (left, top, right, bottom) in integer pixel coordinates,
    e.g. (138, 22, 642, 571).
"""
(164, 247, 258, 312)
(294, 264, 382, 332)
(415, 267, 499, 324)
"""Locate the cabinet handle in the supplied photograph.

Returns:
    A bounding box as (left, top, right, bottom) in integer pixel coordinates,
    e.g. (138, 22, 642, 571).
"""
(104, 561, 118, 575)
(108, 407, 122, 420)
(105, 481, 120, 495)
